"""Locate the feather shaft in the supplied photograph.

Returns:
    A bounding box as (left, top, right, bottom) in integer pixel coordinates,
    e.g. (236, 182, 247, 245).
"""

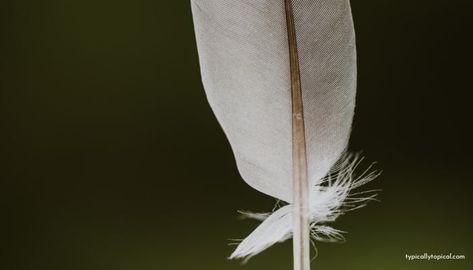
(284, 0, 311, 269)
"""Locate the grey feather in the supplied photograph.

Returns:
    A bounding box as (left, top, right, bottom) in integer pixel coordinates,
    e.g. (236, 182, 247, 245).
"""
(191, 0, 375, 261)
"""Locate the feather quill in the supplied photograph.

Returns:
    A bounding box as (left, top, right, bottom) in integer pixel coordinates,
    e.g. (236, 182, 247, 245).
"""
(191, 0, 379, 268)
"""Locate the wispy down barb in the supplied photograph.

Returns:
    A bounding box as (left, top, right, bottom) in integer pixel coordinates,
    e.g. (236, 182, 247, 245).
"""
(229, 153, 380, 261)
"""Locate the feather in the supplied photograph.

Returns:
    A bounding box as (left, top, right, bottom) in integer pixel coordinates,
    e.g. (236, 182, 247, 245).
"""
(190, 0, 379, 267)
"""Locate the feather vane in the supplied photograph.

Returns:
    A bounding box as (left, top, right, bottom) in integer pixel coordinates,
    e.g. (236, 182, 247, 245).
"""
(190, 0, 379, 265)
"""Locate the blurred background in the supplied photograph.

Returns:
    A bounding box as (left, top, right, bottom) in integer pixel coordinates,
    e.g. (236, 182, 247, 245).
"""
(1, 0, 471, 269)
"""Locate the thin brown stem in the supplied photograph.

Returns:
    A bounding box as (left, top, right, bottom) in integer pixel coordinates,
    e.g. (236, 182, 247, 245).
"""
(284, 1, 311, 270)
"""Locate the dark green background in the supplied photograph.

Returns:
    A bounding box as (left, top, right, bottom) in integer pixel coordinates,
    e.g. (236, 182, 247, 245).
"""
(1, 1, 471, 269)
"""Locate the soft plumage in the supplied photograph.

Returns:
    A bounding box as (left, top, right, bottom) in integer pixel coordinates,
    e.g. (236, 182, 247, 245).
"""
(190, 0, 378, 263)
(230, 153, 379, 260)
